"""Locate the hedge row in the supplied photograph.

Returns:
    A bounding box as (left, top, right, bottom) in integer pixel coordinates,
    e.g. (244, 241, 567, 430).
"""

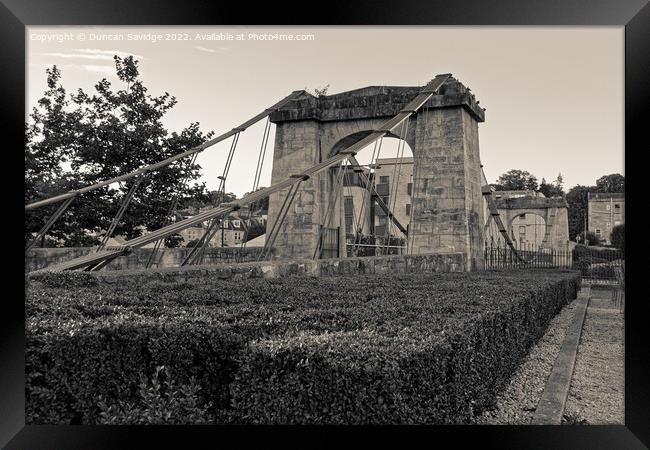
(26, 269, 580, 424)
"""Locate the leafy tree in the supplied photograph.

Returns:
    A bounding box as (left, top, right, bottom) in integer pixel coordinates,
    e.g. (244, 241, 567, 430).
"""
(243, 187, 269, 212)
(585, 231, 601, 246)
(594, 173, 624, 193)
(539, 173, 564, 197)
(493, 169, 539, 191)
(610, 224, 624, 250)
(566, 185, 590, 241)
(25, 57, 213, 247)
(184, 190, 237, 210)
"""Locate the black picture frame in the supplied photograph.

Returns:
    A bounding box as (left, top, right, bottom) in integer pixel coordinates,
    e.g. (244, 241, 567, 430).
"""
(2, 0, 648, 448)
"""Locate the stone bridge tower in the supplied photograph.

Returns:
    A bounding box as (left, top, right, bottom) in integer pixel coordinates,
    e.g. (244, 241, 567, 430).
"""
(266, 75, 487, 270)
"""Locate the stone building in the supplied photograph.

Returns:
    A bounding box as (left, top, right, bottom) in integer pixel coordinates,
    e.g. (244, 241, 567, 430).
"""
(587, 192, 625, 245)
(178, 212, 264, 247)
(485, 190, 570, 251)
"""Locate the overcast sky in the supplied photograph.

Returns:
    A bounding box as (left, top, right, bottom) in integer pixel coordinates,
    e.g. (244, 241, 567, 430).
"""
(27, 26, 623, 197)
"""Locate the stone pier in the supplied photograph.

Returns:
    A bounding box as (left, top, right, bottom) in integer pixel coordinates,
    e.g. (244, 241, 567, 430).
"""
(267, 76, 486, 270)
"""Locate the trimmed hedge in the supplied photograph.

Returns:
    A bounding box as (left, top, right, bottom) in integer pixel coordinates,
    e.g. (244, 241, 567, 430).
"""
(26, 269, 580, 424)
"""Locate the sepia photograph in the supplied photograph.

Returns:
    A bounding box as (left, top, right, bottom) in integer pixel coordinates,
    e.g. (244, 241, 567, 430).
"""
(2, 1, 648, 447)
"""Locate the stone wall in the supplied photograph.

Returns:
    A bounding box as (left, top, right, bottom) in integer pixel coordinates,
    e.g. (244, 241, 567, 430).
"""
(492, 196, 571, 251)
(27, 252, 466, 283)
(25, 247, 264, 273)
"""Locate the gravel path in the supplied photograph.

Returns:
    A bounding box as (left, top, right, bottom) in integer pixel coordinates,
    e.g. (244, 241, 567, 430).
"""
(563, 287, 624, 424)
(476, 297, 580, 424)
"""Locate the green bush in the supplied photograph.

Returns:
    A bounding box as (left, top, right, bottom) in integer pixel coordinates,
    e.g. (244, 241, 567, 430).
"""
(97, 366, 213, 424)
(610, 224, 624, 250)
(26, 270, 580, 424)
(585, 231, 601, 246)
(230, 273, 579, 424)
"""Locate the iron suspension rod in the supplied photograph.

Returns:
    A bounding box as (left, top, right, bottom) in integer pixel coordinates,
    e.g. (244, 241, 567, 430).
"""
(96, 174, 147, 252)
(312, 162, 349, 260)
(259, 181, 301, 261)
(184, 132, 242, 265)
(25, 197, 75, 252)
(146, 151, 200, 268)
(25, 91, 304, 210)
(34, 75, 452, 273)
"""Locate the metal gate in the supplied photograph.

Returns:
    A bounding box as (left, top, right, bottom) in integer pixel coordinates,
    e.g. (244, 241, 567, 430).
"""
(319, 226, 340, 259)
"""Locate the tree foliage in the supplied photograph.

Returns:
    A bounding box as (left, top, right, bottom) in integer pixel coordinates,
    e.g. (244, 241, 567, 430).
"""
(594, 173, 625, 193)
(25, 57, 213, 247)
(610, 224, 624, 250)
(539, 173, 565, 198)
(565, 185, 590, 241)
(243, 187, 269, 212)
(492, 169, 624, 242)
(492, 169, 539, 191)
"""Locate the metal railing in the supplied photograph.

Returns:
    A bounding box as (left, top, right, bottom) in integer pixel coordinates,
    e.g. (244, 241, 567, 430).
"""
(483, 241, 625, 286)
(346, 234, 405, 257)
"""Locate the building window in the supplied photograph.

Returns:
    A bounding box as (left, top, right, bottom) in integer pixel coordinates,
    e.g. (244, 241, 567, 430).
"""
(407, 182, 412, 195)
(614, 204, 621, 209)
(344, 196, 354, 233)
(595, 229, 601, 235)
(406, 204, 411, 216)
(380, 176, 389, 184)
(232, 219, 241, 229)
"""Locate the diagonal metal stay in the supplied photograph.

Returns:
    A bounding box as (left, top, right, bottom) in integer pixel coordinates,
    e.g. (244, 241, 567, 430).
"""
(25, 91, 306, 211)
(259, 179, 304, 261)
(480, 166, 528, 263)
(347, 156, 408, 235)
(182, 132, 242, 266)
(25, 197, 75, 252)
(146, 152, 201, 269)
(31, 74, 452, 273)
(313, 162, 350, 260)
(96, 174, 148, 253)
(181, 211, 229, 266)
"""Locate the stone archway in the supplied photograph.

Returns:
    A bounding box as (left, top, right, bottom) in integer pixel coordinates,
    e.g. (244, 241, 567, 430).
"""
(266, 77, 487, 270)
(508, 212, 547, 249)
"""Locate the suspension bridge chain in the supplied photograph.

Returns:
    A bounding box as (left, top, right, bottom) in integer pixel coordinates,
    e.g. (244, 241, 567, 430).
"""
(31, 74, 452, 273)
(345, 156, 408, 256)
(382, 116, 410, 254)
(349, 139, 381, 256)
(25, 197, 74, 252)
(25, 91, 305, 211)
(312, 159, 351, 260)
(259, 178, 305, 261)
(240, 116, 273, 253)
(95, 173, 150, 253)
(480, 166, 528, 263)
(145, 151, 201, 269)
(181, 131, 242, 266)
